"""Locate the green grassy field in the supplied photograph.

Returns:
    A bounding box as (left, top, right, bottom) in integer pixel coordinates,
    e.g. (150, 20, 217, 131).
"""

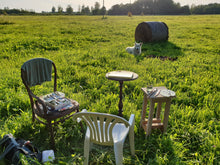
(0, 15, 219, 164)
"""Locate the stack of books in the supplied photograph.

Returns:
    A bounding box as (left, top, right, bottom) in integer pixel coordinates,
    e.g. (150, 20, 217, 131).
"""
(42, 91, 73, 111)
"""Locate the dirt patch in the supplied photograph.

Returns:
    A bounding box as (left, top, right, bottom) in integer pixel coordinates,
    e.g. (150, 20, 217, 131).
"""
(147, 55, 178, 61)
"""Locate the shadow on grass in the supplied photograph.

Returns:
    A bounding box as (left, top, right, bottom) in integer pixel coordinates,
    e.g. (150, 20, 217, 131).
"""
(134, 129, 180, 164)
(135, 41, 184, 63)
(1, 119, 179, 165)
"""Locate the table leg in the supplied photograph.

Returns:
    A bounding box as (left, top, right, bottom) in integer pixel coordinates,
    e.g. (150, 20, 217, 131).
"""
(163, 99, 171, 133)
(118, 81, 123, 117)
(140, 94, 148, 128)
(156, 102, 162, 119)
(146, 101, 155, 136)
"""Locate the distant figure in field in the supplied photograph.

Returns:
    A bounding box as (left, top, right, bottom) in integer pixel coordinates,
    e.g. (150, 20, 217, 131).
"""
(126, 42, 143, 55)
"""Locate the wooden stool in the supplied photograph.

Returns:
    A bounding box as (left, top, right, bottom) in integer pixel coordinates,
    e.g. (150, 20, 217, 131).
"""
(140, 86, 176, 136)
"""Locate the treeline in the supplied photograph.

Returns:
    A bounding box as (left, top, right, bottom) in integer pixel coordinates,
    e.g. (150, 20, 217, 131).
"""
(0, 0, 220, 15)
(0, 8, 35, 15)
(108, 0, 220, 15)
(109, 0, 190, 15)
(49, 3, 106, 16)
(191, 3, 220, 14)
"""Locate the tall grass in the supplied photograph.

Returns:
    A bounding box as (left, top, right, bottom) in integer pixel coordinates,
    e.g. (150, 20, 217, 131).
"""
(0, 15, 219, 164)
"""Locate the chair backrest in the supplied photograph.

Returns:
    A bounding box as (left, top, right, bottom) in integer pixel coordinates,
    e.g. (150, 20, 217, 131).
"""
(21, 58, 56, 88)
(73, 112, 130, 146)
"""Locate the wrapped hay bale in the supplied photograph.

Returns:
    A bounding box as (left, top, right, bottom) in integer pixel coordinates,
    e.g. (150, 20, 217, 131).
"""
(135, 22, 169, 43)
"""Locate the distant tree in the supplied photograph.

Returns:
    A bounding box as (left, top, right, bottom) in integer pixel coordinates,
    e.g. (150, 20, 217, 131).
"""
(155, 0, 176, 14)
(81, 5, 85, 14)
(52, 6, 56, 13)
(191, 3, 220, 14)
(95, 2, 101, 10)
(84, 6, 91, 15)
(0, 8, 35, 15)
(108, 0, 191, 15)
(58, 5, 63, 14)
(181, 5, 190, 15)
(4, 7, 9, 10)
(133, 0, 154, 15)
(92, 2, 101, 15)
(81, 5, 90, 15)
(108, 4, 130, 15)
(66, 5, 73, 14)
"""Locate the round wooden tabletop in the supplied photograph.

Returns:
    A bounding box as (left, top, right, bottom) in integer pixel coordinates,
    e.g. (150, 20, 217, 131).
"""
(105, 70, 138, 81)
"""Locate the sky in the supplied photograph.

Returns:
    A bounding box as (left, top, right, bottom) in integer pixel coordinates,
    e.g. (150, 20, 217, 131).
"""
(0, 0, 220, 13)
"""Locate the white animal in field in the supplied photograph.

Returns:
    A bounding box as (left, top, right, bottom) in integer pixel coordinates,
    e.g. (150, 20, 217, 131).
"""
(126, 42, 143, 55)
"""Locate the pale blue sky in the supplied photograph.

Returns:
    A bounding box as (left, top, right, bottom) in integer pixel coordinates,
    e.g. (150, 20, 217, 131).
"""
(1, 0, 219, 12)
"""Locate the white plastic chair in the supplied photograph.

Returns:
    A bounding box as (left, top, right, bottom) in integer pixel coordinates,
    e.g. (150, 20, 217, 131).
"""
(73, 111, 135, 165)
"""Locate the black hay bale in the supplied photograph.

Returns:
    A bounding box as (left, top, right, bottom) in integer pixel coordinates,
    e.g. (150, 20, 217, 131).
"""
(135, 22, 169, 43)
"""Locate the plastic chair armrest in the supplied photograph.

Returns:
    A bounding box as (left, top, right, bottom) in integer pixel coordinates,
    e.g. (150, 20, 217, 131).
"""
(128, 114, 135, 126)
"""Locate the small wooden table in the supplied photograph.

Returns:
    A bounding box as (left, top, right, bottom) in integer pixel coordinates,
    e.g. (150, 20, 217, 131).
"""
(106, 70, 138, 117)
(140, 86, 176, 136)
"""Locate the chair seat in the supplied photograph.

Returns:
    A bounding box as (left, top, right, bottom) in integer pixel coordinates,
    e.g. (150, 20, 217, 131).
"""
(34, 99, 79, 121)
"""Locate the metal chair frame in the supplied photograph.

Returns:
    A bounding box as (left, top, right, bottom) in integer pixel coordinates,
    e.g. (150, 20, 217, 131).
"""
(21, 58, 79, 150)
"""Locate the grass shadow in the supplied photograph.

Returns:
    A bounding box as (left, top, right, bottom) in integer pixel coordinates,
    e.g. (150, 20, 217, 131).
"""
(135, 41, 183, 62)
(134, 129, 180, 164)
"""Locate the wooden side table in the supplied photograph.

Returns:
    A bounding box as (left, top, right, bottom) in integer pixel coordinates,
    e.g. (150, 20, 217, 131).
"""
(140, 86, 176, 136)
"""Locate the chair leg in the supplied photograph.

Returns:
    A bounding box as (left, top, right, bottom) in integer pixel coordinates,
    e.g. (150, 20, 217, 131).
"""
(114, 142, 124, 165)
(32, 111, 35, 122)
(129, 128, 135, 156)
(84, 136, 90, 165)
(48, 121, 56, 151)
